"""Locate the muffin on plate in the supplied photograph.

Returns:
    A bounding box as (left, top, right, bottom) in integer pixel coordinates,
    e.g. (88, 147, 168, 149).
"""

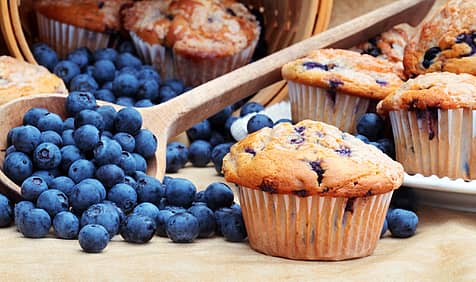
(0, 56, 67, 105)
(403, 0, 476, 77)
(34, 0, 133, 57)
(351, 23, 414, 78)
(282, 49, 403, 134)
(377, 72, 476, 180)
(123, 0, 260, 86)
(222, 120, 404, 260)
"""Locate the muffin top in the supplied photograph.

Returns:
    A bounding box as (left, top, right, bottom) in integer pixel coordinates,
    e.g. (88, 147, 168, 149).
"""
(281, 49, 403, 100)
(34, 0, 133, 33)
(351, 24, 414, 78)
(123, 0, 260, 58)
(403, 0, 476, 77)
(222, 120, 404, 197)
(377, 72, 476, 113)
(0, 56, 67, 105)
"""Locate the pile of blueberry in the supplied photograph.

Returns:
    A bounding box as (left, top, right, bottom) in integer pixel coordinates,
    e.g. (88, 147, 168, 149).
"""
(355, 113, 395, 159)
(32, 43, 191, 107)
(2, 91, 246, 253)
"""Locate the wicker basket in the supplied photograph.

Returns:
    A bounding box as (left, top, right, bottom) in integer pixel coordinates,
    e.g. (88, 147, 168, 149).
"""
(0, 0, 333, 106)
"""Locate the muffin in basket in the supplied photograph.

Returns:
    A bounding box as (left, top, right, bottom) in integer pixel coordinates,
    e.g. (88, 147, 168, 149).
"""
(122, 0, 260, 86)
(403, 0, 476, 77)
(34, 0, 133, 57)
(282, 49, 403, 134)
(222, 120, 404, 260)
(351, 23, 414, 78)
(0, 56, 67, 105)
(377, 72, 476, 180)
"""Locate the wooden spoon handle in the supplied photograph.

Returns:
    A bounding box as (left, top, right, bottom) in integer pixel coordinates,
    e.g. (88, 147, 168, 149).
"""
(142, 0, 435, 139)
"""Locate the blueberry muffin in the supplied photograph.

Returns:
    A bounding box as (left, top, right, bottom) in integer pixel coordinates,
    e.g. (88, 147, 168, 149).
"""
(351, 24, 414, 78)
(378, 72, 476, 180)
(403, 0, 476, 77)
(123, 0, 260, 85)
(282, 49, 403, 134)
(34, 0, 133, 57)
(0, 56, 67, 105)
(222, 119, 404, 260)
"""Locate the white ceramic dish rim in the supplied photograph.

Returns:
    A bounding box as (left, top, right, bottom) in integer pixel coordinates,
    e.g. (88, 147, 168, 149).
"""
(404, 173, 476, 194)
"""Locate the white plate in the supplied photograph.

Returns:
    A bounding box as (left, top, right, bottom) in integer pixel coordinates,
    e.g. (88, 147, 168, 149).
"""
(403, 174, 476, 212)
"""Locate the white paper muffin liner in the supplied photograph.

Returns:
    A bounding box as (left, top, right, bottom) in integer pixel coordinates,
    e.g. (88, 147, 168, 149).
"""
(389, 109, 476, 180)
(130, 32, 258, 86)
(37, 13, 111, 58)
(238, 186, 393, 261)
(288, 82, 370, 134)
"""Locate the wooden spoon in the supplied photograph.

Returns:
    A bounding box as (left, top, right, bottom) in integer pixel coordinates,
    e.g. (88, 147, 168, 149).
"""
(0, 0, 435, 200)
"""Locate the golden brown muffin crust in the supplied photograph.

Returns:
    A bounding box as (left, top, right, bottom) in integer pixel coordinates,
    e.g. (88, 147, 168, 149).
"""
(223, 120, 404, 197)
(123, 0, 260, 58)
(403, 0, 476, 77)
(34, 0, 133, 33)
(281, 49, 403, 100)
(0, 56, 67, 105)
(377, 72, 476, 113)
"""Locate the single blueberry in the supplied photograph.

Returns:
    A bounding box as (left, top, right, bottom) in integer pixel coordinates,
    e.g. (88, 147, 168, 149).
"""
(135, 99, 154, 108)
(18, 208, 51, 238)
(37, 113, 63, 133)
(95, 106, 116, 132)
(115, 52, 142, 70)
(96, 164, 125, 188)
(80, 179, 106, 201)
(11, 125, 41, 153)
(220, 209, 247, 242)
(158, 85, 177, 103)
(23, 108, 48, 127)
(67, 48, 92, 70)
(60, 145, 84, 172)
(102, 201, 126, 225)
(93, 138, 122, 166)
(165, 142, 188, 173)
(132, 153, 147, 172)
(387, 209, 418, 238)
(75, 109, 105, 131)
(94, 89, 116, 103)
(120, 214, 156, 243)
(186, 120, 212, 142)
(137, 66, 160, 83)
(93, 48, 118, 62)
(135, 175, 163, 205)
(356, 113, 385, 141)
(32, 43, 58, 71)
(74, 125, 100, 151)
(50, 176, 75, 198)
(240, 102, 264, 117)
(133, 202, 160, 224)
(36, 189, 69, 218)
(208, 106, 232, 128)
(4, 152, 33, 184)
(211, 143, 233, 175)
(188, 204, 215, 238)
(40, 131, 63, 147)
(114, 108, 142, 135)
(68, 159, 96, 183)
(70, 181, 102, 212)
(54, 60, 81, 84)
(53, 211, 80, 239)
(118, 151, 136, 176)
(65, 91, 97, 117)
(204, 182, 234, 210)
(165, 178, 196, 208)
(107, 183, 137, 213)
(214, 207, 233, 236)
(166, 212, 200, 243)
(247, 114, 273, 134)
(137, 79, 159, 100)
(78, 224, 110, 253)
(93, 60, 116, 83)
(81, 203, 121, 238)
(0, 194, 13, 227)
(113, 132, 135, 152)
(134, 129, 157, 159)
(70, 74, 99, 92)
(14, 201, 34, 230)
(61, 129, 75, 146)
(188, 140, 212, 167)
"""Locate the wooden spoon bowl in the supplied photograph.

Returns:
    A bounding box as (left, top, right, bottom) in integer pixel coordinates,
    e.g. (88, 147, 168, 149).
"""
(0, 0, 435, 200)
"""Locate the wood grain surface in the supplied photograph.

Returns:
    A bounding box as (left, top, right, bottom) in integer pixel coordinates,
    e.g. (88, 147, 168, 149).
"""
(2, 1, 473, 281)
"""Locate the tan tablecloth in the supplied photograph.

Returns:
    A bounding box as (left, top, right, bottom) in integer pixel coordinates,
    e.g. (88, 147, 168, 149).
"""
(3, 0, 470, 281)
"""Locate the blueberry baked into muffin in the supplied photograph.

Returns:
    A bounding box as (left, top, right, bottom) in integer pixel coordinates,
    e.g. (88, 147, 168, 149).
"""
(0, 56, 67, 105)
(403, 0, 476, 77)
(123, 0, 260, 85)
(282, 49, 403, 134)
(351, 23, 414, 78)
(377, 72, 476, 180)
(223, 119, 404, 260)
(34, 0, 133, 56)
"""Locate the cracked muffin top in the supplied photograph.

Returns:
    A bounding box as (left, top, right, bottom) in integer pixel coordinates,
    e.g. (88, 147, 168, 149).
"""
(403, 0, 476, 77)
(222, 120, 404, 197)
(377, 72, 476, 113)
(281, 49, 403, 100)
(0, 56, 67, 105)
(122, 0, 260, 58)
(34, 0, 133, 33)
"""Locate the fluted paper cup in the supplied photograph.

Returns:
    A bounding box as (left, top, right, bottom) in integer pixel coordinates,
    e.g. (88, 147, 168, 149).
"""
(131, 32, 258, 86)
(389, 109, 476, 180)
(288, 82, 371, 134)
(37, 13, 111, 58)
(238, 186, 393, 261)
